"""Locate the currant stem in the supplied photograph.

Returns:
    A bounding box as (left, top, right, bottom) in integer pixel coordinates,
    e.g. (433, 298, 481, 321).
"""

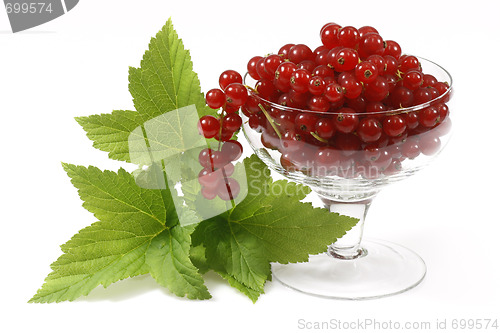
(310, 131, 328, 143)
(258, 103, 282, 139)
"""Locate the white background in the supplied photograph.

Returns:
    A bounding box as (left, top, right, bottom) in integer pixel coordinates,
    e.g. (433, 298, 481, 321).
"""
(1, 0, 499, 332)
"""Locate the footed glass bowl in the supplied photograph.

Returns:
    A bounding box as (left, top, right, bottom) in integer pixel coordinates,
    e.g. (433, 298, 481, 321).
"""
(241, 57, 453, 299)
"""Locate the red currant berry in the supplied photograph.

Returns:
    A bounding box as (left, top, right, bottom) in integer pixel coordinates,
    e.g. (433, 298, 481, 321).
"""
(280, 129, 305, 152)
(422, 74, 438, 87)
(275, 62, 297, 88)
(333, 48, 359, 72)
(390, 86, 414, 108)
(264, 54, 283, 76)
(198, 115, 220, 139)
(401, 136, 420, 159)
(358, 33, 385, 59)
(289, 44, 314, 63)
(311, 64, 335, 78)
(339, 74, 363, 99)
(278, 43, 295, 59)
(358, 26, 379, 38)
(205, 88, 226, 109)
(255, 79, 276, 99)
(247, 56, 263, 80)
(383, 115, 407, 137)
(413, 87, 434, 105)
(404, 111, 419, 130)
(383, 40, 402, 59)
(295, 113, 319, 133)
(320, 23, 341, 48)
(403, 70, 424, 90)
(290, 69, 311, 93)
(222, 113, 242, 132)
(198, 148, 214, 169)
(383, 55, 398, 75)
(418, 106, 440, 127)
(308, 77, 327, 95)
(358, 117, 383, 143)
(221, 140, 243, 162)
(419, 133, 441, 156)
(338, 26, 360, 48)
(225, 83, 248, 107)
(256, 57, 274, 80)
(307, 95, 330, 112)
(315, 118, 336, 139)
(219, 70, 243, 90)
(334, 108, 359, 134)
(297, 59, 316, 72)
(324, 83, 344, 103)
(363, 144, 381, 162)
(355, 61, 379, 84)
(214, 128, 234, 142)
(218, 178, 240, 201)
(399, 55, 420, 73)
(198, 168, 222, 188)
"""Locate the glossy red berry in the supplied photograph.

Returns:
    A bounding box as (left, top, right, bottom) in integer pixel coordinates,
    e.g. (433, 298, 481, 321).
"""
(290, 69, 311, 93)
(198, 115, 220, 139)
(221, 140, 243, 161)
(219, 70, 243, 90)
(358, 117, 383, 142)
(320, 23, 341, 48)
(205, 88, 226, 109)
(332, 48, 359, 72)
(358, 33, 385, 59)
(225, 83, 248, 107)
(355, 61, 379, 84)
(315, 118, 336, 139)
(247, 56, 263, 80)
(338, 26, 360, 48)
(289, 44, 314, 64)
(383, 115, 407, 137)
(222, 113, 242, 132)
(334, 108, 359, 133)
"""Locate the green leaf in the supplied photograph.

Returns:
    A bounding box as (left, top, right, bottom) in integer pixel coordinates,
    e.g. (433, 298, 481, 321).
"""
(75, 110, 144, 162)
(30, 165, 207, 302)
(29, 217, 162, 303)
(128, 18, 213, 121)
(146, 227, 211, 300)
(192, 155, 358, 297)
(76, 18, 214, 163)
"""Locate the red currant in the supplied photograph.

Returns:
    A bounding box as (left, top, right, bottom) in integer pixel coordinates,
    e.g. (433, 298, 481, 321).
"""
(225, 83, 248, 107)
(358, 117, 383, 142)
(205, 88, 226, 109)
(222, 113, 242, 132)
(219, 70, 242, 90)
(198, 115, 220, 139)
(334, 108, 359, 133)
(383, 115, 407, 137)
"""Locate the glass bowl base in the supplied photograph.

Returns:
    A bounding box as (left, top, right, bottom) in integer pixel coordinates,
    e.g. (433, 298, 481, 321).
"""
(271, 239, 426, 300)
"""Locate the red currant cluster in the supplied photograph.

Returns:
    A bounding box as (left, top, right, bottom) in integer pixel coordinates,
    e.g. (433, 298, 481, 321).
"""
(241, 23, 452, 178)
(198, 22, 452, 189)
(197, 70, 248, 200)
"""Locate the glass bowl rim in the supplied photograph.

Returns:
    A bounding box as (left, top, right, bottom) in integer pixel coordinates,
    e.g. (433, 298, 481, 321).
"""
(243, 55, 453, 116)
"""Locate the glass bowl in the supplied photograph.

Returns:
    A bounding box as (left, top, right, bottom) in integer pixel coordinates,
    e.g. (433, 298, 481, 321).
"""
(241, 56, 453, 299)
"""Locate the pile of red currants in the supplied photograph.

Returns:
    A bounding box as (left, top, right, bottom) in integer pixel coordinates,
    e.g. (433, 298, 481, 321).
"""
(197, 22, 452, 198)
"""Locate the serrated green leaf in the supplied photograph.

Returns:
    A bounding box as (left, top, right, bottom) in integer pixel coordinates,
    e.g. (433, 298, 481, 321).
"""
(75, 110, 145, 162)
(76, 18, 214, 163)
(30, 165, 208, 302)
(146, 226, 211, 300)
(128, 18, 213, 121)
(29, 217, 162, 303)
